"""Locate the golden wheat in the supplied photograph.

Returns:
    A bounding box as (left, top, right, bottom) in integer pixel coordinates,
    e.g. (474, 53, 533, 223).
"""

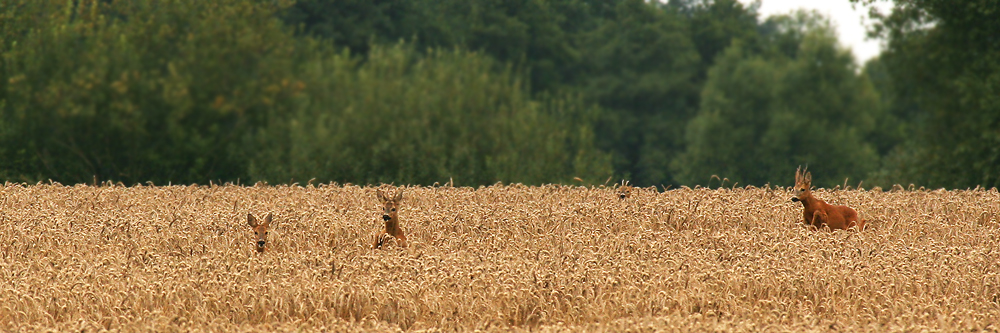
(1, 183, 998, 332)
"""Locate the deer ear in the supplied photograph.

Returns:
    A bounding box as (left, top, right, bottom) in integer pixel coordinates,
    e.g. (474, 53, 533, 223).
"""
(377, 190, 386, 202)
(248, 213, 258, 228)
(805, 172, 812, 183)
(264, 213, 273, 226)
(394, 190, 403, 202)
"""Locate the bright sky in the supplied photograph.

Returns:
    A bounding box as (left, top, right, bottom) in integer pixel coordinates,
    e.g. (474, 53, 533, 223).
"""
(739, 0, 893, 64)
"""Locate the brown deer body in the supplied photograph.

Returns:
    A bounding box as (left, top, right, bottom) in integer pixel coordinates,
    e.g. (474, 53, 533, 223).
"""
(792, 167, 865, 230)
(247, 212, 273, 252)
(373, 189, 407, 249)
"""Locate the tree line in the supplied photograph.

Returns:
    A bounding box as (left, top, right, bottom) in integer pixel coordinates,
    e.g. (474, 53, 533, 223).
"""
(1, 0, 996, 189)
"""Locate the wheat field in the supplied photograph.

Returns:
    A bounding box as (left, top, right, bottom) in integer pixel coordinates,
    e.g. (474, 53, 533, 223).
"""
(2, 183, 999, 332)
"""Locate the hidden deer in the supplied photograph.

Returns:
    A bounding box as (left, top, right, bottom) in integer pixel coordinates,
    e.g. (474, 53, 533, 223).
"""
(373, 189, 408, 249)
(247, 212, 273, 252)
(791, 167, 865, 231)
(617, 180, 633, 200)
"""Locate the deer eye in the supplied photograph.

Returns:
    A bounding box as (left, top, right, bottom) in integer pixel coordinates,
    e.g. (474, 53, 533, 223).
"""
(265, 232, 268, 236)
(391, 208, 396, 212)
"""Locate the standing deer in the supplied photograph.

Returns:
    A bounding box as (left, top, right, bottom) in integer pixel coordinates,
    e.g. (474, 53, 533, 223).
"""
(247, 212, 273, 252)
(791, 167, 865, 230)
(373, 189, 408, 249)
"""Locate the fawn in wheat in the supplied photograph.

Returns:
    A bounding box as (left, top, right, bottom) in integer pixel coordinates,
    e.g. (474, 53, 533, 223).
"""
(791, 167, 865, 231)
(373, 189, 408, 249)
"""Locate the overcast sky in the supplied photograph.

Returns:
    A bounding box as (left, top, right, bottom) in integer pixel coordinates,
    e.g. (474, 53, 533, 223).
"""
(739, 0, 893, 64)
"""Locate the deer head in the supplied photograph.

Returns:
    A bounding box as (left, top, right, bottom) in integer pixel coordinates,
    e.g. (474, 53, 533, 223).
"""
(247, 212, 273, 253)
(377, 189, 403, 222)
(617, 180, 632, 200)
(791, 166, 812, 202)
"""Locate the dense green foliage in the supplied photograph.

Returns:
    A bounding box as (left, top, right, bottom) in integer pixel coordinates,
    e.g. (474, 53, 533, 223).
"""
(0, 0, 609, 186)
(1, 0, 304, 183)
(674, 13, 882, 187)
(853, 0, 1000, 188)
(250, 46, 612, 185)
(674, 15, 881, 185)
(0, 0, 996, 188)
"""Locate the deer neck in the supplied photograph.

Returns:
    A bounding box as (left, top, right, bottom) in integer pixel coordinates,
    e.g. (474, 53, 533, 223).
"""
(798, 191, 822, 209)
(384, 214, 399, 233)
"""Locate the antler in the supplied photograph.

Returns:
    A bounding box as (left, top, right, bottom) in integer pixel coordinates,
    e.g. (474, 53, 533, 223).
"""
(795, 165, 812, 186)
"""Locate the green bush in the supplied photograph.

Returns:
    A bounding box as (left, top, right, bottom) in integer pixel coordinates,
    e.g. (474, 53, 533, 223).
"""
(250, 45, 613, 186)
(0, 0, 611, 185)
(673, 12, 882, 187)
(0, 0, 307, 184)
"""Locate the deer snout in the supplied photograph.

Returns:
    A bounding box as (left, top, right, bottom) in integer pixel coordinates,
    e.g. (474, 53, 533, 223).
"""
(382, 215, 391, 221)
(791, 197, 800, 202)
(257, 241, 266, 247)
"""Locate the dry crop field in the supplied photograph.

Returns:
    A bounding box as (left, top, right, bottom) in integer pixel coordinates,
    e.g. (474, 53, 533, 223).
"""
(2, 183, 999, 332)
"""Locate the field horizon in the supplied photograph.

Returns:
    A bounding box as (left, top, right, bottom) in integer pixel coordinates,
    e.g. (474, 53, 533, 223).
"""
(2, 183, 998, 332)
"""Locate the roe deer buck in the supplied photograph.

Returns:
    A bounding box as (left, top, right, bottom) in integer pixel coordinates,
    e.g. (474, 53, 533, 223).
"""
(617, 180, 633, 200)
(791, 167, 865, 230)
(373, 189, 408, 249)
(247, 212, 273, 252)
